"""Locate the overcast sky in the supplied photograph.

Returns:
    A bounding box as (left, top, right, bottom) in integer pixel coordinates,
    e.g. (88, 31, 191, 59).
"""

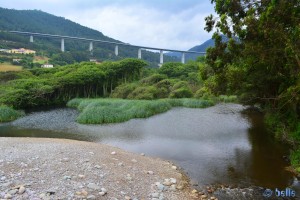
(0, 0, 215, 50)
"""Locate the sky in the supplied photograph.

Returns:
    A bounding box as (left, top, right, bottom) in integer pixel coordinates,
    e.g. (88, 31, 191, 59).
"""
(0, 0, 215, 50)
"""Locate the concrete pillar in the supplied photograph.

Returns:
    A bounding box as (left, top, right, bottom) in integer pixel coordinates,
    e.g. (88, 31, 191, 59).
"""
(61, 38, 65, 52)
(89, 42, 93, 51)
(160, 50, 164, 65)
(138, 48, 142, 59)
(181, 53, 185, 64)
(115, 45, 119, 56)
(30, 35, 33, 43)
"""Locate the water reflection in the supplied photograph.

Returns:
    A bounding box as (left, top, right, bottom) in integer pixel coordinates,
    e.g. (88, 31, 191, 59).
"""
(0, 104, 295, 189)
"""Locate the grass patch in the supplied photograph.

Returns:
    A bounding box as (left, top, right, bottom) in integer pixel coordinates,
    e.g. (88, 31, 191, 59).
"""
(0, 63, 22, 72)
(0, 105, 24, 122)
(67, 98, 215, 124)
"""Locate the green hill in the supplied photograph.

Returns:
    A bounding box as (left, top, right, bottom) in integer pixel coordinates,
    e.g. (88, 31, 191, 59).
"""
(0, 7, 177, 67)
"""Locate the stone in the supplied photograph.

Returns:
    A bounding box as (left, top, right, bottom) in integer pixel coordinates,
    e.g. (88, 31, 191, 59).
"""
(99, 192, 106, 196)
(1, 176, 6, 181)
(192, 189, 198, 194)
(4, 193, 12, 199)
(176, 185, 184, 190)
(210, 197, 216, 200)
(141, 153, 145, 156)
(151, 193, 159, 198)
(159, 194, 164, 200)
(81, 190, 88, 196)
(63, 176, 71, 180)
(118, 162, 124, 166)
(171, 166, 177, 170)
(111, 151, 116, 155)
(87, 195, 96, 199)
(78, 174, 85, 179)
(8, 189, 18, 195)
(162, 180, 172, 186)
(101, 188, 107, 194)
(18, 186, 26, 194)
(156, 183, 165, 191)
(62, 158, 69, 162)
(131, 159, 137, 163)
(94, 165, 101, 169)
(200, 194, 208, 199)
(169, 185, 177, 191)
(147, 171, 154, 175)
(170, 178, 177, 184)
(87, 183, 100, 190)
(125, 196, 131, 200)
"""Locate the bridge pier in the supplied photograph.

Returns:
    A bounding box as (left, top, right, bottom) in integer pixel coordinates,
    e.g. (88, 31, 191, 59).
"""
(115, 45, 119, 56)
(159, 50, 164, 67)
(138, 48, 142, 59)
(89, 42, 93, 52)
(61, 38, 65, 52)
(30, 35, 33, 43)
(181, 53, 185, 64)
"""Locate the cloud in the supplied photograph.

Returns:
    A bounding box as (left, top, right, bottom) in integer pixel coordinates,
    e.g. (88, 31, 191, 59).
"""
(1, 0, 215, 50)
(65, 3, 213, 50)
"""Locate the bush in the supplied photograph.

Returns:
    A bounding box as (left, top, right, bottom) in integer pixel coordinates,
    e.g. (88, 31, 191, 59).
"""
(140, 74, 167, 84)
(169, 88, 193, 98)
(127, 86, 158, 100)
(0, 105, 24, 122)
(110, 83, 138, 99)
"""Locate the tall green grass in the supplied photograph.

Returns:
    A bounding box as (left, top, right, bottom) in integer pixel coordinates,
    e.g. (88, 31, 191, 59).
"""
(67, 98, 215, 124)
(0, 105, 24, 122)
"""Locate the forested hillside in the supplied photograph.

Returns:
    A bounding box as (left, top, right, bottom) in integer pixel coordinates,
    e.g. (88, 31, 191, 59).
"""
(0, 7, 178, 67)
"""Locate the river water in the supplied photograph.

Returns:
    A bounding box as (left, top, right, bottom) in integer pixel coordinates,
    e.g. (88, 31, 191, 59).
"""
(0, 103, 298, 199)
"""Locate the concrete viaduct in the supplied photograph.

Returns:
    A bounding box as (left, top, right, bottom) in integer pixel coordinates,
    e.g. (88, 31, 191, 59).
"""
(8, 31, 206, 65)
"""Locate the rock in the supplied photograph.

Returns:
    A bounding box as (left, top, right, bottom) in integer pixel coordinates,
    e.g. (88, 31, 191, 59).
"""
(18, 186, 26, 194)
(200, 194, 208, 199)
(62, 157, 69, 162)
(111, 151, 116, 155)
(87, 183, 101, 190)
(89, 152, 94, 155)
(159, 194, 164, 200)
(78, 174, 85, 179)
(118, 162, 124, 166)
(101, 188, 107, 194)
(151, 193, 160, 198)
(131, 159, 137, 163)
(162, 179, 172, 186)
(170, 178, 177, 184)
(176, 185, 184, 190)
(4, 193, 12, 199)
(191, 180, 198, 186)
(210, 197, 216, 200)
(171, 166, 177, 170)
(147, 171, 154, 175)
(94, 165, 101, 169)
(87, 195, 96, 199)
(169, 185, 177, 191)
(192, 189, 198, 194)
(125, 196, 131, 200)
(81, 190, 88, 196)
(156, 183, 165, 191)
(141, 153, 145, 156)
(8, 189, 18, 195)
(63, 175, 71, 180)
(99, 191, 106, 196)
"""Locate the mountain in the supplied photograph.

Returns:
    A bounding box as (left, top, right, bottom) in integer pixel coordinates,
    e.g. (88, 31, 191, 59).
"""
(166, 35, 229, 61)
(0, 7, 177, 67)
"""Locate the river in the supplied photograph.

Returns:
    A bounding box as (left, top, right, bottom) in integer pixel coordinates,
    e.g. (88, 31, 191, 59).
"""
(0, 103, 298, 199)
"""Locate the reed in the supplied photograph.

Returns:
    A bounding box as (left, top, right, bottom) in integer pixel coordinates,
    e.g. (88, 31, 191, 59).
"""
(68, 98, 215, 124)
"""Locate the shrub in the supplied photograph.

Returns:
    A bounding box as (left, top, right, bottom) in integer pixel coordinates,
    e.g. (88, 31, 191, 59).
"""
(169, 88, 193, 98)
(128, 86, 158, 100)
(110, 83, 138, 99)
(140, 74, 167, 84)
(0, 105, 24, 122)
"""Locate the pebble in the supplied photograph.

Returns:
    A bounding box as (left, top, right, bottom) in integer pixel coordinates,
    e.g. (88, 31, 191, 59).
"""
(125, 196, 131, 200)
(147, 171, 154, 175)
(99, 191, 106, 196)
(171, 166, 177, 170)
(78, 174, 85, 178)
(169, 185, 177, 191)
(18, 186, 26, 194)
(94, 165, 101, 169)
(63, 175, 71, 180)
(87, 195, 96, 199)
(111, 151, 116, 155)
(192, 189, 198, 194)
(8, 189, 18, 195)
(155, 182, 165, 191)
(118, 162, 124, 166)
(151, 193, 159, 198)
(201, 194, 208, 199)
(87, 183, 101, 190)
(1, 176, 6, 181)
(131, 159, 137, 163)
(4, 193, 12, 199)
(170, 178, 177, 184)
(162, 179, 172, 186)
(101, 188, 107, 194)
(141, 153, 145, 156)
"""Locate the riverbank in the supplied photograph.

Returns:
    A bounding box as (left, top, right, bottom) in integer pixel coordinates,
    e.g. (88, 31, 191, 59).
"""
(0, 137, 211, 200)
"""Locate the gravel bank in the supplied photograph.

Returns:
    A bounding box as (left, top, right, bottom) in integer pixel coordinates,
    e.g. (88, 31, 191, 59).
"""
(0, 137, 196, 200)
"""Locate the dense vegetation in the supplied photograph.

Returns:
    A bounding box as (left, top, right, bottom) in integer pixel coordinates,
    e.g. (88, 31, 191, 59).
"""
(204, 0, 300, 170)
(67, 98, 214, 124)
(0, 105, 24, 122)
(0, 7, 179, 67)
